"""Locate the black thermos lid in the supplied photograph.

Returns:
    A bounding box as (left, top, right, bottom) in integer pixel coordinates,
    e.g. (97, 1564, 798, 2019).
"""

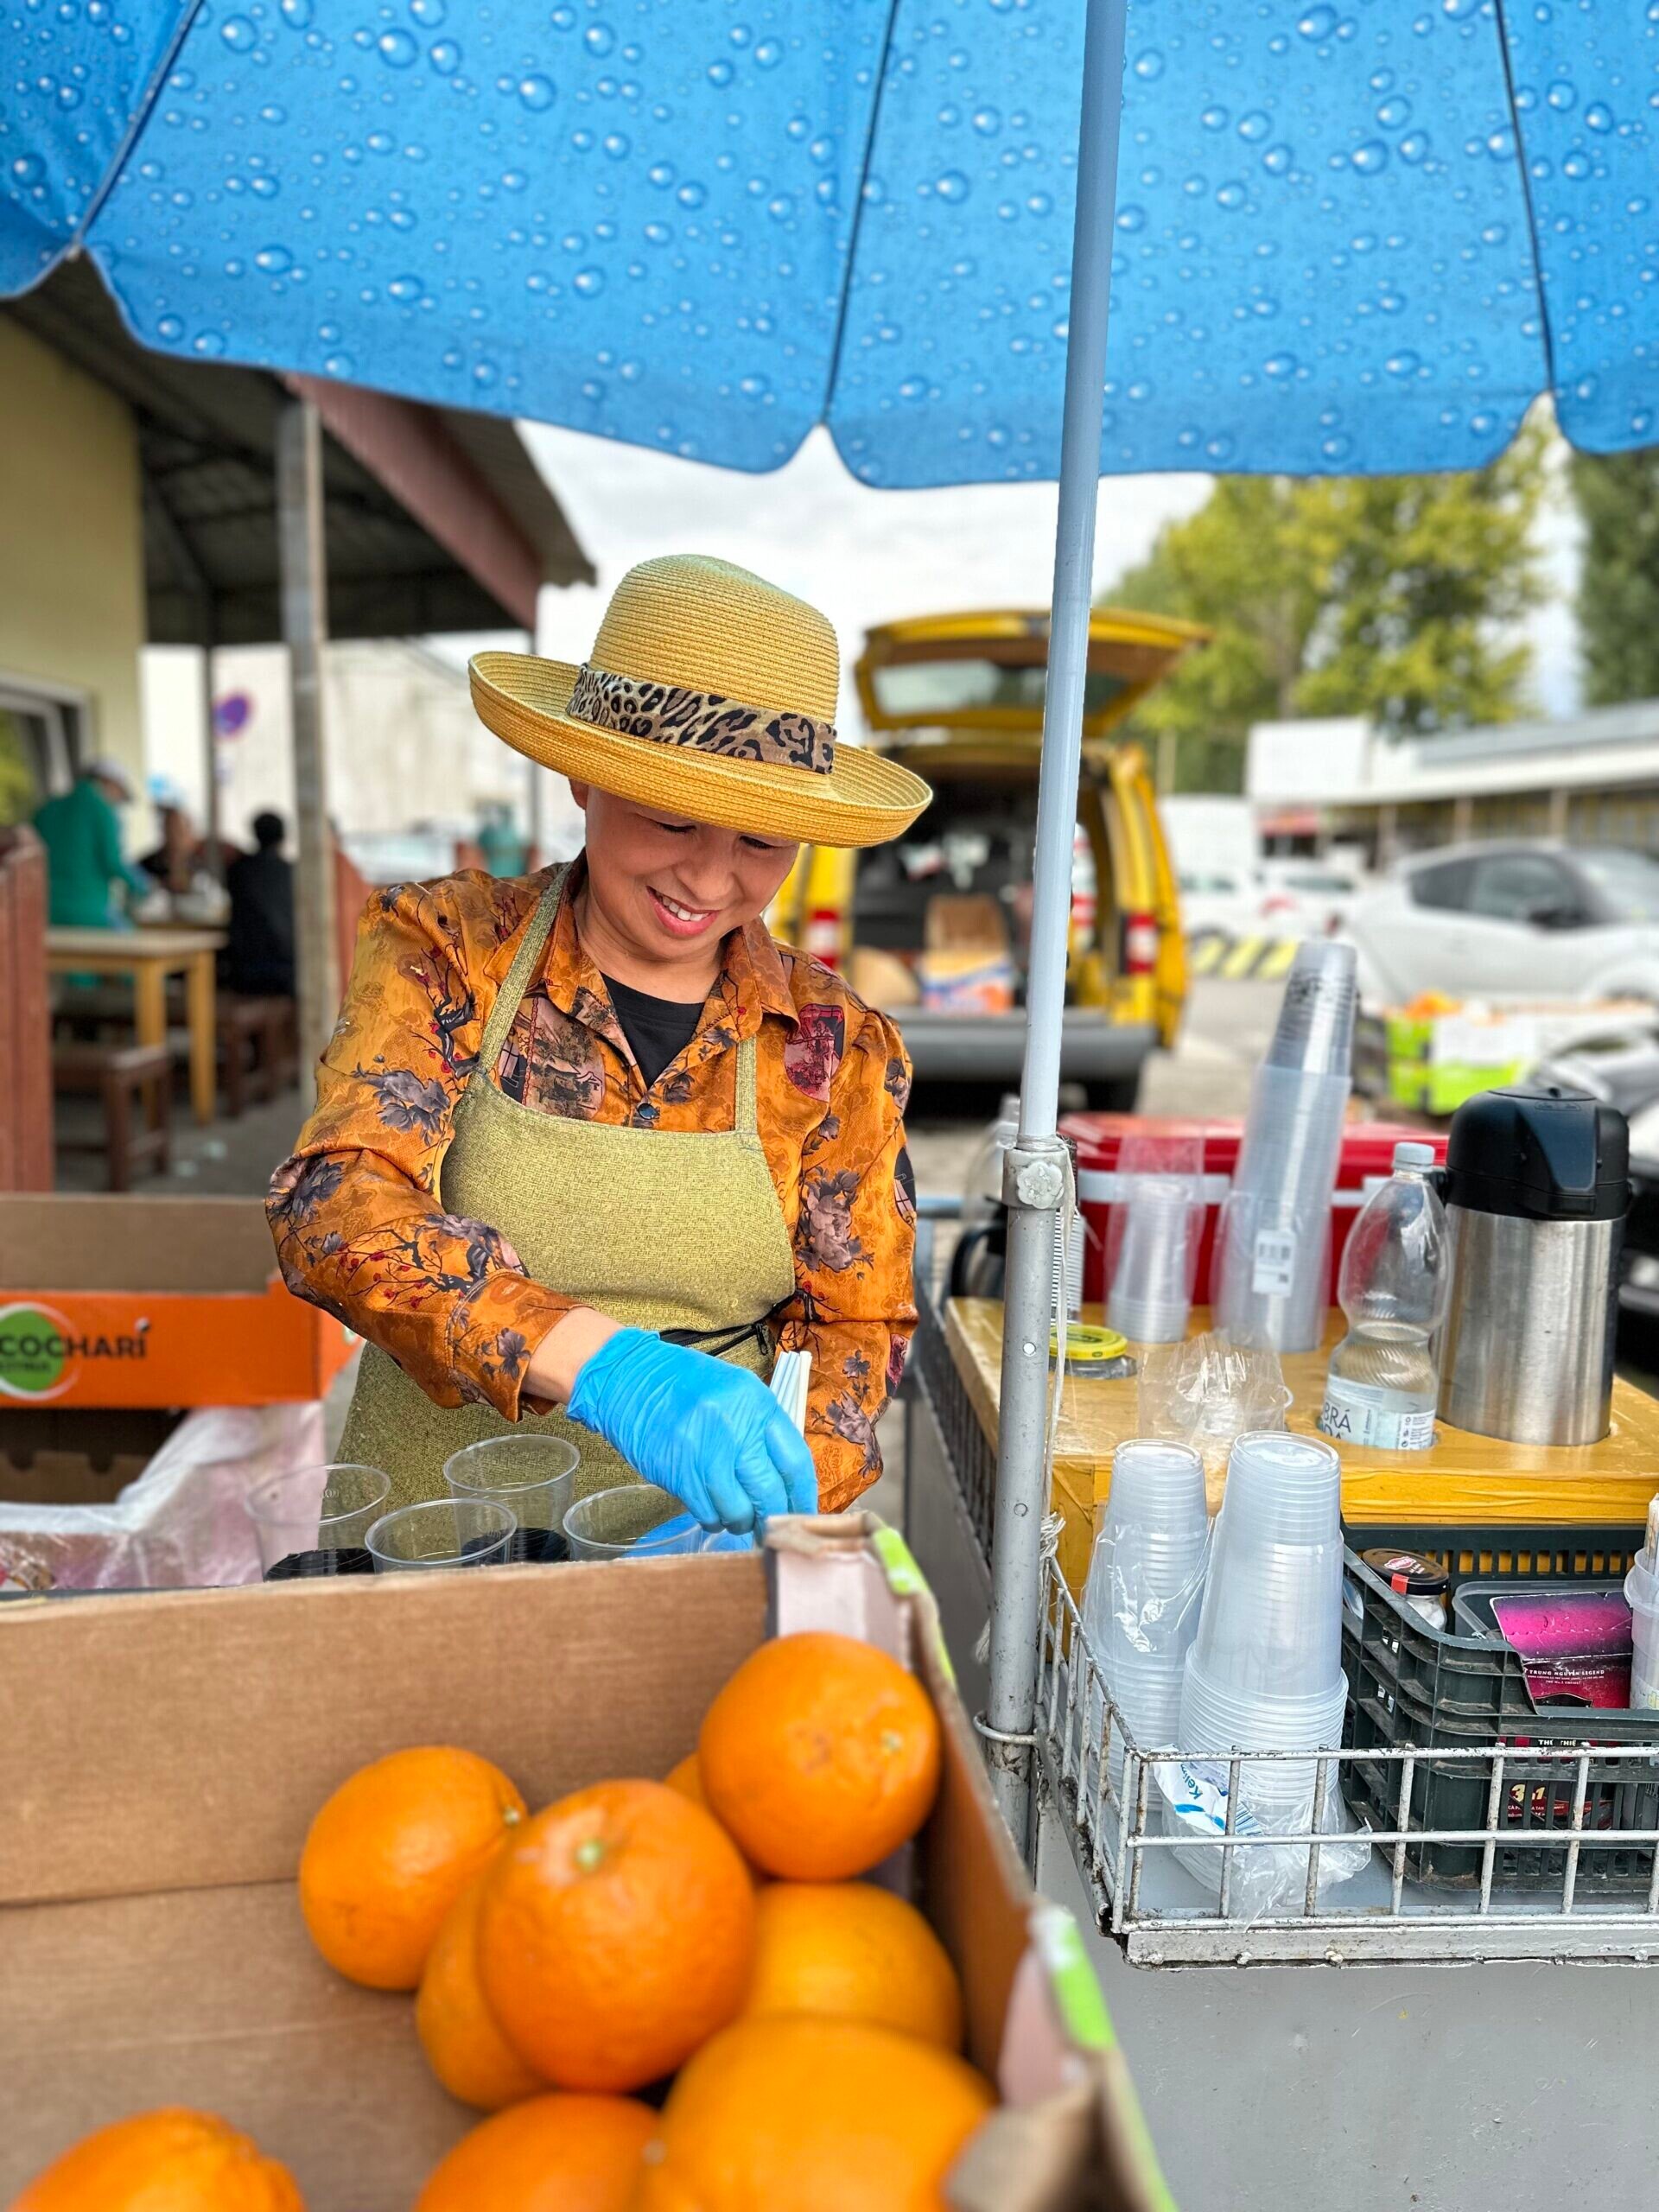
(1444, 1084, 1630, 1223)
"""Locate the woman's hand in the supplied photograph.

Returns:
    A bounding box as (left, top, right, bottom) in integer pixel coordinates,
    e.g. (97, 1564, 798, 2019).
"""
(563, 1327, 817, 1533)
(524, 1306, 623, 1405)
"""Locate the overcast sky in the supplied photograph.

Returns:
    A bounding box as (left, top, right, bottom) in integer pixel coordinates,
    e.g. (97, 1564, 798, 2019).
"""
(436, 416, 1581, 723)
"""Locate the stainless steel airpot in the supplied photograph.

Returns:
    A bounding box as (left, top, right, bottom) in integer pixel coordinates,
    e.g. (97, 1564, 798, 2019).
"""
(1437, 1084, 1630, 1448)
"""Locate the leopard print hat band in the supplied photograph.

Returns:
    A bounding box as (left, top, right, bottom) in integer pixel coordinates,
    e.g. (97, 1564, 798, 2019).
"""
(566, 663, 836, 777)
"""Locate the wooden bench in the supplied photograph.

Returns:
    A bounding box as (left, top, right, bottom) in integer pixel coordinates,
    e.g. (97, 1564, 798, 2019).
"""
(52, 1041, 172, 1191)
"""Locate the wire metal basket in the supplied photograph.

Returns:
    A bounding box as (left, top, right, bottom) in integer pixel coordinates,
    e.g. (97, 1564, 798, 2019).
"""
(1034, 1555, 1659, 1968)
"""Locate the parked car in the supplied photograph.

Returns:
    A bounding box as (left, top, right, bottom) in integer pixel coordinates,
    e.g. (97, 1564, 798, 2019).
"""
(1347, 842, 1659, 1006)
(1177, 867, 1259, 939)
(1255, 857, 1367, 938)
(769, 606, 1208, 1107)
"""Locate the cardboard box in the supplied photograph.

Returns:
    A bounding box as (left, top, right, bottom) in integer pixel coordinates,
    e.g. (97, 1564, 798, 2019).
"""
(0, 1519, 1167, 2211)
(925, 893, 1010, 956)
(0, 1196, 357, 1408)
(846, 943, 922, 1010)
(919, 950, 1019, 1014)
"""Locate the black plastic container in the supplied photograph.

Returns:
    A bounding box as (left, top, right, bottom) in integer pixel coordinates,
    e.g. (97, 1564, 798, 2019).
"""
(1340, 1521, 1659, 1891)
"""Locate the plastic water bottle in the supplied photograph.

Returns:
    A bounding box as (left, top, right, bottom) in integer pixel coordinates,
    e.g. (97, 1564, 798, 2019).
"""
(1319, 1141, 1447, 1452)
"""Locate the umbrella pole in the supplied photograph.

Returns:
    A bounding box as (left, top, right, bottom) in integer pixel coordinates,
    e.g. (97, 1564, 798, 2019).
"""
(984, 0, 1128, 1851)
(276, 395, 339, 1077)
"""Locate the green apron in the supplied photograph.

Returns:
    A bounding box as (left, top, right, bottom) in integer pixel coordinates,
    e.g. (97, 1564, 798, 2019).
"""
(340, 868, 798, 1510)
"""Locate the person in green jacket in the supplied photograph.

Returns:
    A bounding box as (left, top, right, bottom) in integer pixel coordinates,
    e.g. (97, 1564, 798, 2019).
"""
(34, 759, 151, 929)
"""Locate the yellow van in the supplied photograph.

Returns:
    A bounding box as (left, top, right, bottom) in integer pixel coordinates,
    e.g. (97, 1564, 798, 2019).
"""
(771, 607, 1206, 1107)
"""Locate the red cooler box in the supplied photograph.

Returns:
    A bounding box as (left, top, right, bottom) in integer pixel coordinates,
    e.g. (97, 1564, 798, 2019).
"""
(1063, 1114, 1447, 1311)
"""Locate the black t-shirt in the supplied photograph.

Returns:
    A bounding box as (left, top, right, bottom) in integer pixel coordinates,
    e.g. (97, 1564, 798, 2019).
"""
(601, 974, 705, 1087)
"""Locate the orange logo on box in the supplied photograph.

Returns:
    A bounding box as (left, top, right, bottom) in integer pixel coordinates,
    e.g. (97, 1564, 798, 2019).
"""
(0, 1301, 149, 1402)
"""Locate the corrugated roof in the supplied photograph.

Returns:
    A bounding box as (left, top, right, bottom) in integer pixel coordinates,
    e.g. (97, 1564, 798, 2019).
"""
(3, 258, 592, 646)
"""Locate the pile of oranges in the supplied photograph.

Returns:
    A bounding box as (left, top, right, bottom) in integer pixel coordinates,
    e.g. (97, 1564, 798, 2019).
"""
(14, 1631, 995, 2212)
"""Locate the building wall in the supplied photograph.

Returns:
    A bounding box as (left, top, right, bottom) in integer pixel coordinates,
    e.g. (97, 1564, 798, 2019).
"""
(142, 639, 584, 869)
(0, 319, 146, 790)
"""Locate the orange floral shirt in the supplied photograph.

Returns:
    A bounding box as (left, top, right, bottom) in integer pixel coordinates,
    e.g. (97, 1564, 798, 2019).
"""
(268, 862, 917, 1510)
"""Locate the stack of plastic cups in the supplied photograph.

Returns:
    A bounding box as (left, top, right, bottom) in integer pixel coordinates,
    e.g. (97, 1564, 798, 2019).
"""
(1173, 1431, 1347, 1895)
(1625, 1491, 1659, 1710)
(1217, 941, 1357, 1355)
(1082, 1441, 1211, 1814)
(1108, 1178, 1195, 1345)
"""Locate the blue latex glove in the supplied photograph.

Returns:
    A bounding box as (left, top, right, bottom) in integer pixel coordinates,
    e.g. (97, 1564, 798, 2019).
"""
(566, 1328, 817, 1534)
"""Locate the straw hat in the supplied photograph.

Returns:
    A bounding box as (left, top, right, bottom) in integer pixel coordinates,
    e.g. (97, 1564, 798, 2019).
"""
(470, 556, 931, 849)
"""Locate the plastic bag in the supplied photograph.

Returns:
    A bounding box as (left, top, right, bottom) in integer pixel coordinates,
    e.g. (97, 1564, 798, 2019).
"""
(1136, 1331, 1293, 1509)
(1080, 1518, 1211, 1804)
(0, 1402, 325, 1592)
(1155, 1745, 1373, 1920)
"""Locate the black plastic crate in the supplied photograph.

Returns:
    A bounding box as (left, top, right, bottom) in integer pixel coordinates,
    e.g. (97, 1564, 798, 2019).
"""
(1340, 1522, 1659, 1891)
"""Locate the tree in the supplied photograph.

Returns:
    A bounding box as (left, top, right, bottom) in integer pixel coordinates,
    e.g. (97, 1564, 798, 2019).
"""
(1570, 447, 1659, 707)
(1106, 425, 1548, 792)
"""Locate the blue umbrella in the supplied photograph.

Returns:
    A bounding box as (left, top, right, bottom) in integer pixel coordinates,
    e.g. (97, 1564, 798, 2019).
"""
(5, 0, 1656, 1843)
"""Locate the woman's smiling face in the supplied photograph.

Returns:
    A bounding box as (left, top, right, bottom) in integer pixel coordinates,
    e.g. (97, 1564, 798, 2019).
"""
(570, 784, 798, 990)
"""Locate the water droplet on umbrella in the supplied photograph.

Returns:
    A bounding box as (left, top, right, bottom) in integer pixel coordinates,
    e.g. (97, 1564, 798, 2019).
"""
(1264, 351, 1299, 376)
(1217, 180, 1247, 208)
(1237, 111, 1270, 140)
(518, 73, 555, 109)
(1376, 96, 1410, 127)
(388, 272, 423, 301)
(254, 244, 293, 273)
(1297, 5, 1337, 35)
(677, 181, 706, 207)
(429, 37, 461, 73)
(1262, 143, 1292, 175)
(972, 105, 1001, 136)
(754, 38, 783, 67)
(279, 0, 311, 24)
(377, 28, 418, 67)
(583, 22, 614, 54)
(1399, 130, 1430, 162)
(1351, 140, 1389, 173)
(157, 313, 184, 340)
(220, 15, 257, 52)
(1546, 79, 1576, 110)
(193, 331, 227, 356)
(935, 170, 971, 203)
(707, 59, 734, 86)
(1133, 48, 1165, 79)
(1586, 102, 1613, 130)
(603, 131, 630, 158)
(1385, 348, 1421, 375)
(1116, 203, 1147, 232)
(573, 267, 604, 296)
(324, 353, 356, 378)
(1201, 105, 1229, 130)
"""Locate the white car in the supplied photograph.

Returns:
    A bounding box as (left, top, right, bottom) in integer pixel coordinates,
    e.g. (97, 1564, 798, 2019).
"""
(1348, 842, 1659, 1005)
(1255, 858, 1366, 938)
(1177, 867, 1258, 938)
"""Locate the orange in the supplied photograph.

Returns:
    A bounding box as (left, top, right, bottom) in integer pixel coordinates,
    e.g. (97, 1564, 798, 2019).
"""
(416, 1866, 545, 2111)
(699, 1632, 941, 1879)
(12, 2107, 304, 2211)
(477, 1778, 755, 2093)
(413, 2093, 653, 2212)
(741, 1881, 963, 2050)
(632, 2016, 994, 2212)
(664, 1751, 763, 1887)
(299, 1745, 526, 1989)
(662, 1752, 708, 1808)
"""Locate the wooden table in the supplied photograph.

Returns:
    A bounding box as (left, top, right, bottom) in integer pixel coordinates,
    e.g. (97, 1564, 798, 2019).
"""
(944, 1297, 1659, 1601)
(46, 926, 226, 1126)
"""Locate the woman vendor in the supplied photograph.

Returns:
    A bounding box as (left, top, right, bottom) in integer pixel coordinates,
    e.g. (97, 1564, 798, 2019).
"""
(267, 556, 931, 1531)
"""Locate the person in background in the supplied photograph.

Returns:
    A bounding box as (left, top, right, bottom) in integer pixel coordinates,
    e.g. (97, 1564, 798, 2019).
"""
(139, 796, 208, 897)
(33, 757, 150, 927)
(224, 810, 296, 997)
(477, 800, 527, 877)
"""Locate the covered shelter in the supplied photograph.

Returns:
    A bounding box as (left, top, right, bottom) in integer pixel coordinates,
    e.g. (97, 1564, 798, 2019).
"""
(0, 257, 594, 1090)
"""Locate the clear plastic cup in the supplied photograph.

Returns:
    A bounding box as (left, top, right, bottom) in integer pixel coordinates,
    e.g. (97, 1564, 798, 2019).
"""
(563, 1483, 709, 1561)
(1264, 940, 1357, 1076)
(1625, 1550, 1659, 1710)
(1220, 1431, 1342, 1545)
(244, 1462, 390, 1581)
(1108, 1178, 1194, 1344)
(365, 1497, 517, 1573)
(443, 1435, 578, 1565)
(1107, 1440, 1208, 1529)
(1192, 1433, 1343, 1697)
